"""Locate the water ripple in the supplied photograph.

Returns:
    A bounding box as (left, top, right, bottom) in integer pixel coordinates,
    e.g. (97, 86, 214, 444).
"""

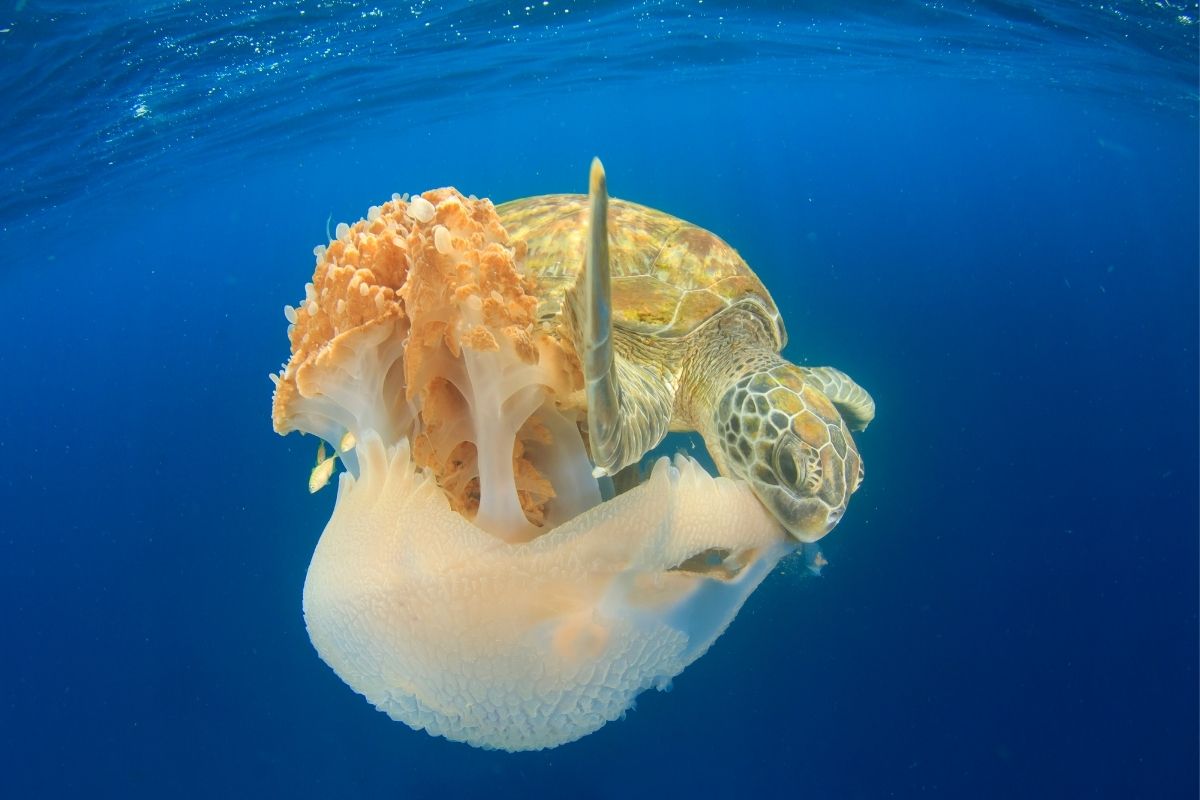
(0, 0, 1195, 226)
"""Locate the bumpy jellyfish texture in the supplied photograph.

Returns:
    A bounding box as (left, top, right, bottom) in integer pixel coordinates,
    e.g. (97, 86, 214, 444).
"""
(272, 188, 593, 540)
(273, 189, 794, 751)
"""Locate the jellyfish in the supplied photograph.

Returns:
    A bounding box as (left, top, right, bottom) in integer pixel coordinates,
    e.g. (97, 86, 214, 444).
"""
(271, 189, 796, 751)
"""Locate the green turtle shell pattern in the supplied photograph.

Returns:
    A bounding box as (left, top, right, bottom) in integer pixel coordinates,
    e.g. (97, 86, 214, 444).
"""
(496, 194, 786, 347)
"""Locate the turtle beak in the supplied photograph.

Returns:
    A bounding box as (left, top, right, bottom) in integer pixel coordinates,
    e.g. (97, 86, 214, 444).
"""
(756, 484, 840, 543)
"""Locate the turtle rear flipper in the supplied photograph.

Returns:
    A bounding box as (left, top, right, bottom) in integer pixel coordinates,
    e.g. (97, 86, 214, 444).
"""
(579, 158, 673, 476)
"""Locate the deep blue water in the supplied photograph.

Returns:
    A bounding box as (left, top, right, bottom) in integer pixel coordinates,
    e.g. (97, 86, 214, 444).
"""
(1, 1, 1197, 797)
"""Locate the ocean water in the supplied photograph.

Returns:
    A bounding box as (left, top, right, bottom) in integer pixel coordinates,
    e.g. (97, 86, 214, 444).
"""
(1, 1, 1197, 797)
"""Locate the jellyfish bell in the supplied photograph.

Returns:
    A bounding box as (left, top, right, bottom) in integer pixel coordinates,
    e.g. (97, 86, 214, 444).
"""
(272, 188, 798, 751)
(304, 436, 793, 751)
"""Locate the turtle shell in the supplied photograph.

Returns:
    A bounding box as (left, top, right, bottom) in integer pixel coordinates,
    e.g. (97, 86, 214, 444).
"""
(496, 194, 785, 346)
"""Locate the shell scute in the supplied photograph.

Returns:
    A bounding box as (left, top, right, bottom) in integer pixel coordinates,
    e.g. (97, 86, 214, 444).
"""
(496, 194, 782, 342)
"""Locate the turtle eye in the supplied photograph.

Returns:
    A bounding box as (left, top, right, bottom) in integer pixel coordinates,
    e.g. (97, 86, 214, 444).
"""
(772, 435, 806, 493)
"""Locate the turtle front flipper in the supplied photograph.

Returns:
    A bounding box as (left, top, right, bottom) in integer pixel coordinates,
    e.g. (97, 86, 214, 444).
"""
(801, 366, 876, 431)
(580, 158, 673, 476)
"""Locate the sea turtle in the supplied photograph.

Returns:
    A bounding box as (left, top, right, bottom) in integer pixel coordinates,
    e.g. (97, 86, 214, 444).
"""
(495, 159, 875, 542)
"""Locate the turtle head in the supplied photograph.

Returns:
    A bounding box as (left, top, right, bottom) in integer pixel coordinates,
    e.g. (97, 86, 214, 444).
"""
(709, 363, 864, 543)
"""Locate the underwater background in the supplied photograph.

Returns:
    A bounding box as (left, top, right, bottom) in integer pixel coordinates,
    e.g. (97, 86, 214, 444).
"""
(1, 1, 1197, 797)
